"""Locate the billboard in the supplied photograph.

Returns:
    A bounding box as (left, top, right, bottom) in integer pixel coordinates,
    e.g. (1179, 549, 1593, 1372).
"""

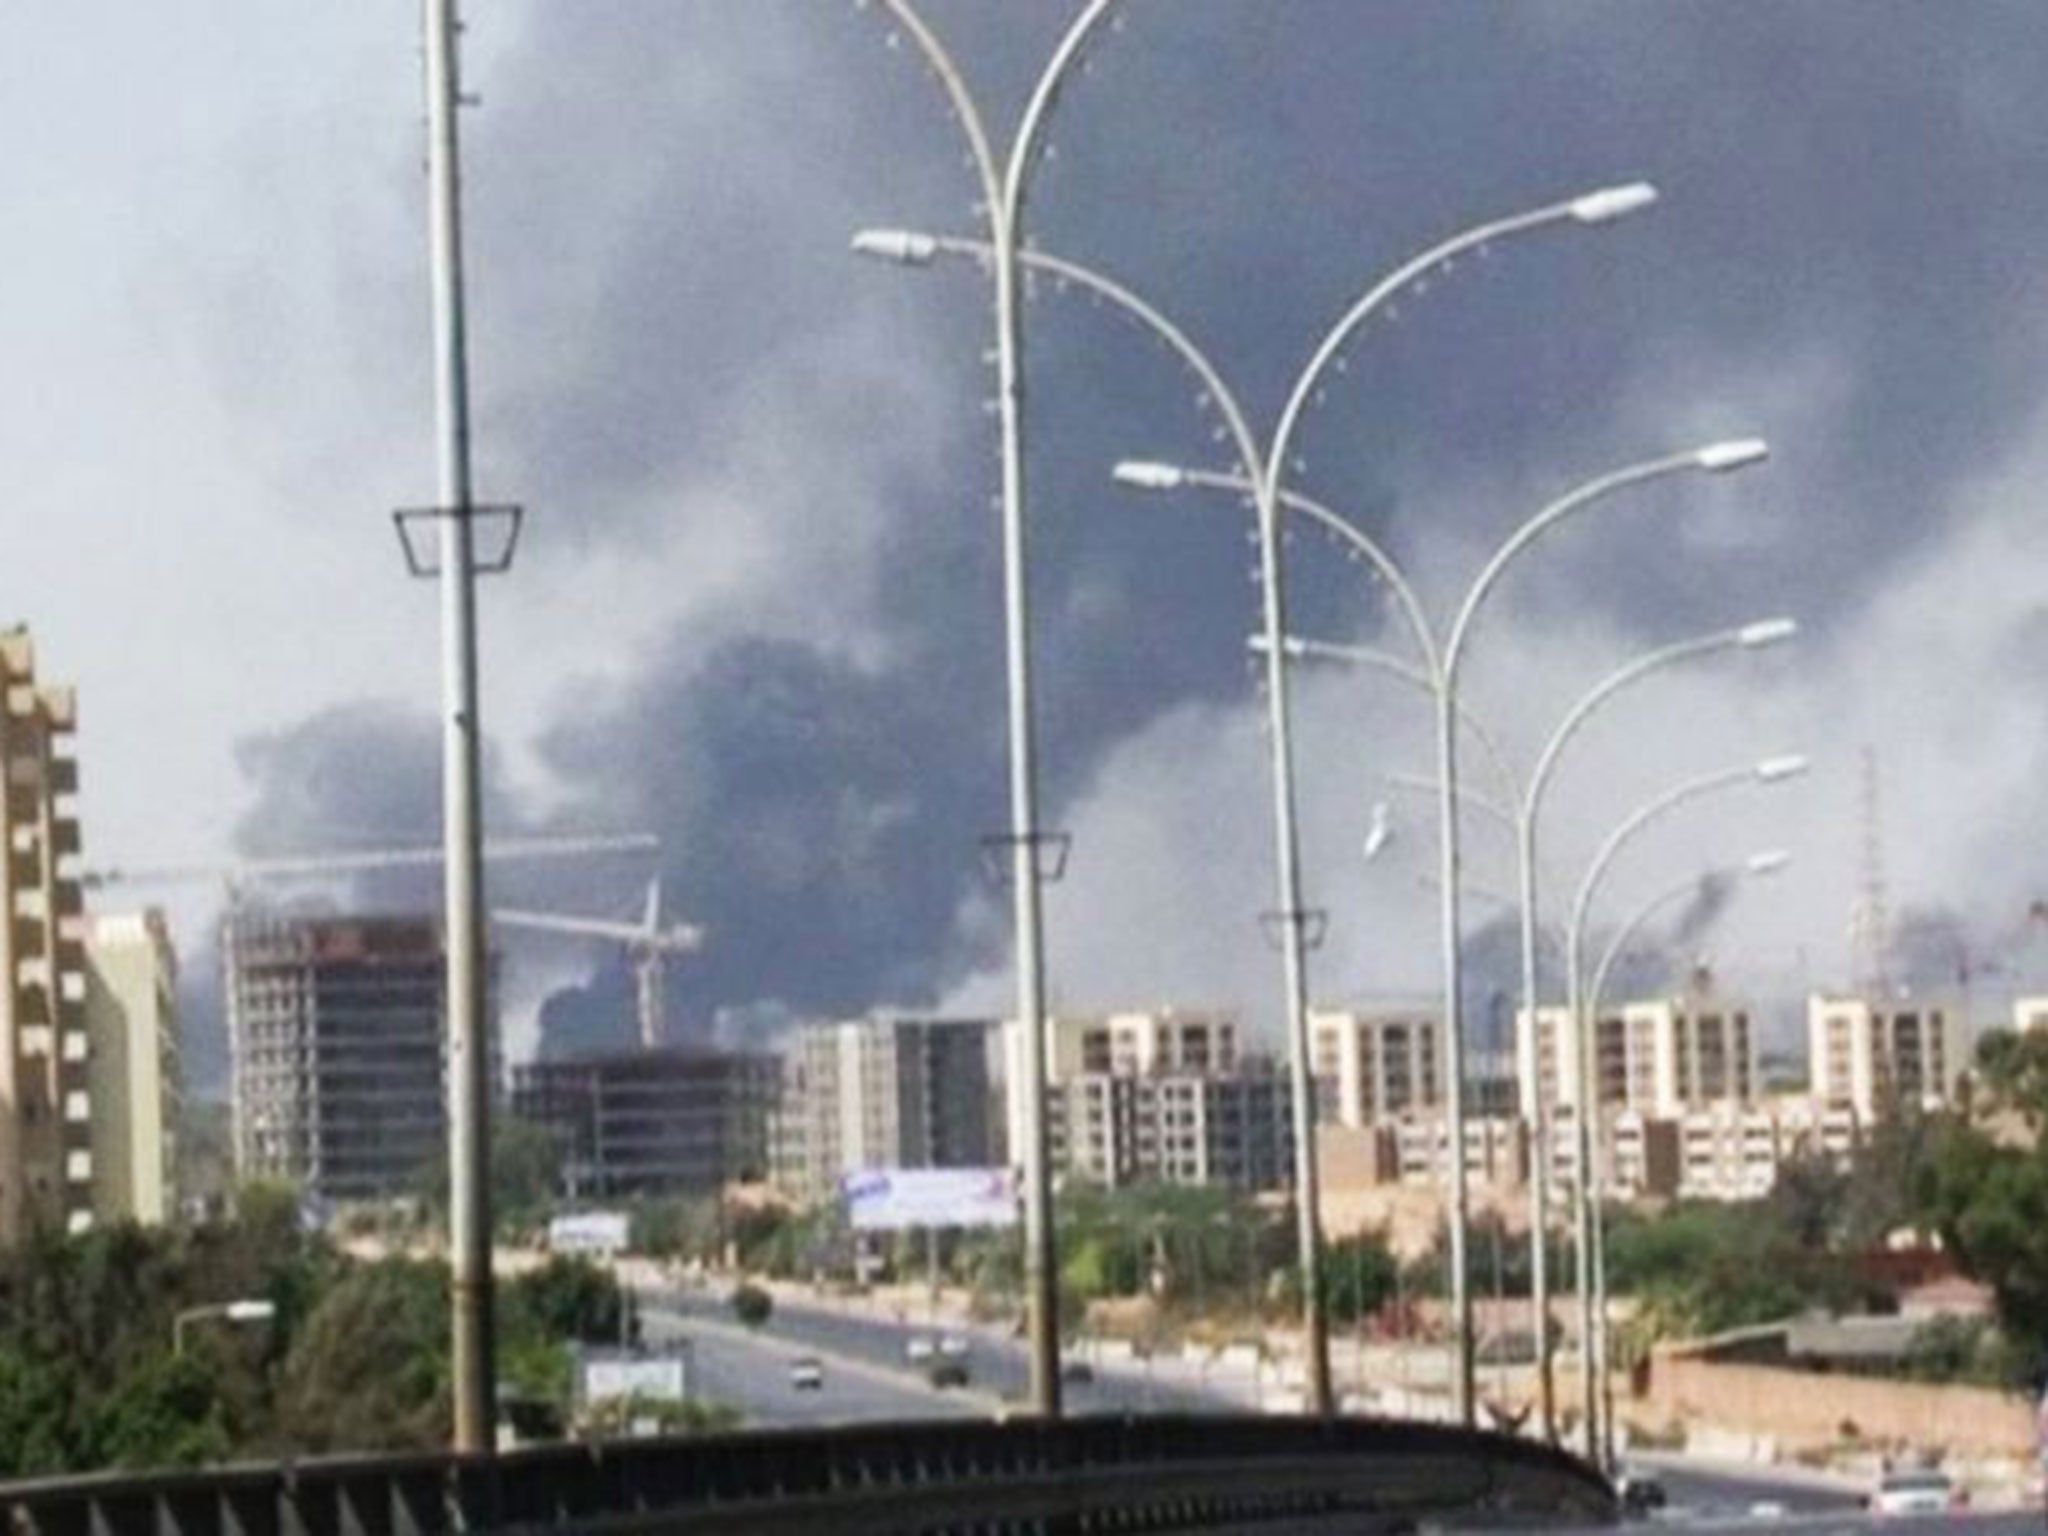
(549, 1210, 631, 1256)
(577, 1346, 688, 1408)
(840, 1167, 1019, 1231)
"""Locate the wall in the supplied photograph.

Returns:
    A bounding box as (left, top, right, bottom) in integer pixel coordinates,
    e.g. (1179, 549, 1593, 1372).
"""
(1638, 1352, 2034, 1459)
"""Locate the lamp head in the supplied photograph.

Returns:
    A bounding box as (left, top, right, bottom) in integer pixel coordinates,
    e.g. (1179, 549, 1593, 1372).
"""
(1695, 438, 1770, 472)
(1567, 182, 1660, 224)
(1744, 850, 1792, 877)
(1754, 754, 1809, 783)
(850, 228, 940, 266)
(225, 1300, 277, 1323)
(1362, 802, 1393, 863)
(1737, 617, 1798, 648)
(1112, 460, 1187, 492)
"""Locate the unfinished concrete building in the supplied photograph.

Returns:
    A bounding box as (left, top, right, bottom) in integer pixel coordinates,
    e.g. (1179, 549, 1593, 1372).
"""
(227, 913, 453, 1200)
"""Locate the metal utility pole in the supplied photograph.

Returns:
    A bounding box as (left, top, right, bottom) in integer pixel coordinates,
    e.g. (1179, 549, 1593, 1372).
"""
(421, 0, 494, 1454)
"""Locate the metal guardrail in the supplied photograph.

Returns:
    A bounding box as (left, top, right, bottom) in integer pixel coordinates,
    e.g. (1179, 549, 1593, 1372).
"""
(0, 1415, 1615, 1536)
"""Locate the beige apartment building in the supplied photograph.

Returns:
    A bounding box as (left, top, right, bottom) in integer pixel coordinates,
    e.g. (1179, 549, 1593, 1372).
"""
(1003, 1009, 1290, 1191)
(1309, 1007, 1441, 1126)
(1675, 1095, 1861, 1201)
(1808, 993, 1968, 1119)
(771, 1014, 997, 1203)
(1517, 977, 1757, 1120)
(83, 912, 179, 1225)
(0, 630, 90, 1243)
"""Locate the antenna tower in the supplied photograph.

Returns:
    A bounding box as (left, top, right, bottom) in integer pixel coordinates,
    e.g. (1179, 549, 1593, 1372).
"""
(1849, 745, 1890, 993)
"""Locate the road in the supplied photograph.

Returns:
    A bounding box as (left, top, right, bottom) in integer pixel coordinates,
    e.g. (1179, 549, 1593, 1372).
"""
(647, 1282, 1230, 1417)
(640, 1296, 982, 1427)
(1574, 1458, 2042, 1535)
(643, 1285, 2045, 1533)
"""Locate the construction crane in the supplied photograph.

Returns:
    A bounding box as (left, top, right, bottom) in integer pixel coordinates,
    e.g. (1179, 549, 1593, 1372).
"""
(80, 832, 659, 895)
(491, 878, 704, 1049)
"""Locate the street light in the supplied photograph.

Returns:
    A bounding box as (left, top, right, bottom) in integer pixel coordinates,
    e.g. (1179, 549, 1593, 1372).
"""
(173, 1299, 276, 1356)
(1265, 610, 1797, 1428)
(849, 0, 1122, 1420)
(1134, 447, 1771, 1424)
(1564, 756, 1808, 1457)
(1580, 848, 1789, 1470)
(866, 183, 1661, 1422)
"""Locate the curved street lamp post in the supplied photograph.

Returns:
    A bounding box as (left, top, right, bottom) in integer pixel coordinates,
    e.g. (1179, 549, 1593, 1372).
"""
(1581, 850, 1790, 1466)
(1125, 446, 1770, 1422)
(853, 0, 1122, 1419)
(862, 185, 1664, 1422)
(1564, 756, 1808, 1457)
(1284, 615, 1796, 1436)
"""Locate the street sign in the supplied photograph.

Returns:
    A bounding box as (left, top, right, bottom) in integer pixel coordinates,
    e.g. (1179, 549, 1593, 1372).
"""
(839, 1167, 1019, 1231)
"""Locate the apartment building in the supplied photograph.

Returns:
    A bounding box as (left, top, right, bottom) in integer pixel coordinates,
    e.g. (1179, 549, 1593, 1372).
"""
(1607, 1112, 1682, 1201)
(774, 1015, 998, 1203)
(1808, 993, 1968, 1118)
(228, 913, 456, 1200)
(1517, 977, 1757, 1120)
(1388, 1113, 1528, 1191)
(0, 630, 89, 1243)
(1676, 1095, 1861, 1201)
(83, 911, 179, 1225)
(1004, 1009, 1291, 1191)
(1309, 1007, 1440, 1126)
(513, 1045, 775, 1197)
(1047, 1061, 1292, 1190)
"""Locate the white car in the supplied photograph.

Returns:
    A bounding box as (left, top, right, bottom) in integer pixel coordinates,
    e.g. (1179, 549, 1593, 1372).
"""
(788, 1356, 824, 1391)
(937, 1334, 970, 1359)
(1868, 1468, 1963, 1518)
(904, 1336, 936, 1362)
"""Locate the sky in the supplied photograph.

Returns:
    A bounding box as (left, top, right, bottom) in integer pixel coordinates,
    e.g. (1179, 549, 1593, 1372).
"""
(12, 2, 2048, 1088)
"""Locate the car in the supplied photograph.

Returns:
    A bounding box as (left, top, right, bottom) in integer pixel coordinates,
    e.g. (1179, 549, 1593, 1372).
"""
(926, 1358, 971, 1389)
(937, 1334, 970, 1359)
(1614, 1472, 1666, 1517)
(788, 1356, 824, 1391)
(1059, 1359, 1095, 1386)
(1868, 1468, 1964, 1518)
(905, 1335, 936, 1362)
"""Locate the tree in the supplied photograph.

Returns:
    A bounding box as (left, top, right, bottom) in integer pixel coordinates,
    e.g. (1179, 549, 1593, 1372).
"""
(1324, 1234, 1399, 1322)
(1603, 1199, 1871, 1343)
(273, 1258, 450, 1454)
(89, 1355, 233, 1470)
(504, 1256, 627, 1346)
(729, 1283, 773, 1328)
(1918, 1117, 2048, 1367)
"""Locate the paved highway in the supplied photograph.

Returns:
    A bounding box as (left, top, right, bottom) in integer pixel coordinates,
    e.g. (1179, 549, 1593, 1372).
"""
(646, 1284, 2047, 1532)
(648, 1282, 1230, 1416)
(641, 1297, 982, 1426)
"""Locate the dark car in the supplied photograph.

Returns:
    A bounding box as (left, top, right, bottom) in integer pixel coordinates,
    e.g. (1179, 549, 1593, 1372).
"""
(926, 1358, 971, 1389)
(1616, 1472, 1667, 1518)
(1060, 1359, 1095, 1386)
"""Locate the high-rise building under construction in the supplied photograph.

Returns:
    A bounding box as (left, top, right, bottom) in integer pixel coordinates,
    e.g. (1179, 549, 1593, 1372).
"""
(227, 913, 466, 1200)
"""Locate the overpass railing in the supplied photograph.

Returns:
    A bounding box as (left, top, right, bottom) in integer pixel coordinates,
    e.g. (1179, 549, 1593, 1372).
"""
(0, 1414, 1614, 1535)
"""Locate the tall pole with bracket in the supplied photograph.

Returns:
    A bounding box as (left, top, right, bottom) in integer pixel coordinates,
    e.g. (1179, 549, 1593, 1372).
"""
(411, 0, 523, 1455)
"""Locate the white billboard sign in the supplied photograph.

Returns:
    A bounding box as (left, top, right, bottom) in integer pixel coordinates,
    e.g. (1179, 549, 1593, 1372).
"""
(840, 1167, 1019, 1231)
(549, 1210, 630, 1256)
(578, 1349, 687, 1407)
